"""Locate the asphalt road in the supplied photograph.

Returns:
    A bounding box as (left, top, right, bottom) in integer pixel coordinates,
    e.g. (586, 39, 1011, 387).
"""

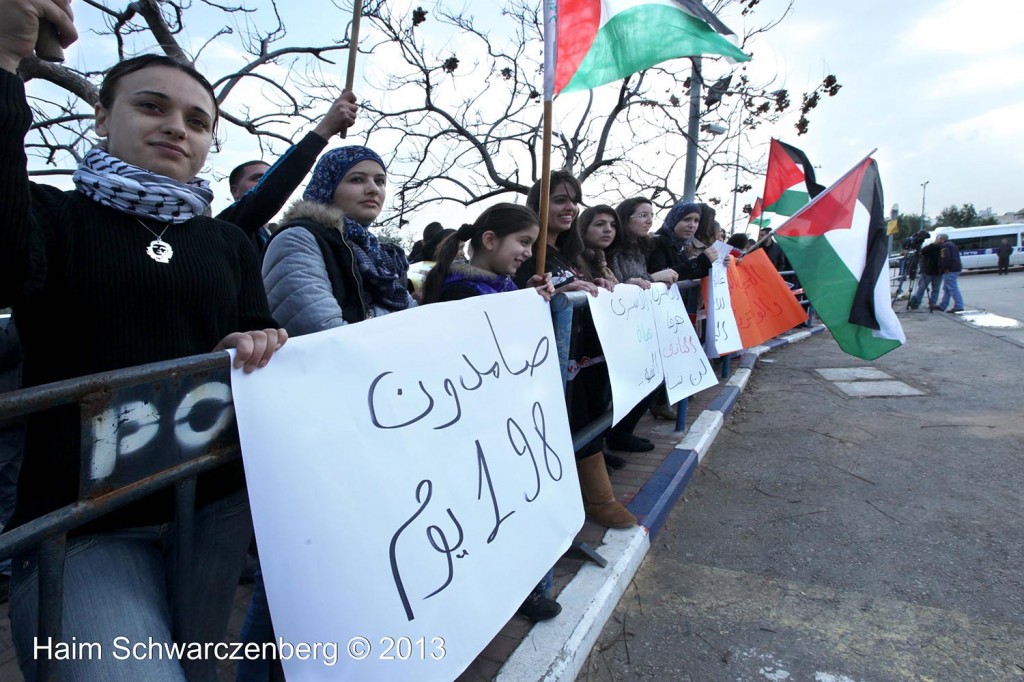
(580, 274, 1024, 681)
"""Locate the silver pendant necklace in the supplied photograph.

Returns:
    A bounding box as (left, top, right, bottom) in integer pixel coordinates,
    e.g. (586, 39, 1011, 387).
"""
(136, 218, 174, 264)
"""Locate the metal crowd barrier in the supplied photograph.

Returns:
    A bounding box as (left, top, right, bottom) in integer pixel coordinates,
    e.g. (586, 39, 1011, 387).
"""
(0, 274, 799, 680)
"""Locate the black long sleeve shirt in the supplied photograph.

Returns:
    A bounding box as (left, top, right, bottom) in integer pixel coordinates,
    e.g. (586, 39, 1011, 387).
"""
(1, 69, 276, 531)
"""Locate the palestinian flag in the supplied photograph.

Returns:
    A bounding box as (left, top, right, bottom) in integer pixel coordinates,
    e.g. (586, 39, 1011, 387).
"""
(775, 158, 905, 360)
(748, 196, 768, 229)
(753, 139, 825, 230)
(543, 0, 750, 99)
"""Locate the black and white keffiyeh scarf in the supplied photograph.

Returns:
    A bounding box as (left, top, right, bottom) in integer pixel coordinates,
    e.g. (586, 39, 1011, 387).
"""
(72, 148, 213, 223)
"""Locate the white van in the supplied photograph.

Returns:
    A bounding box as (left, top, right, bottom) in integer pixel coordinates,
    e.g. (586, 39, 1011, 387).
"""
(926, 224, 1023, 270)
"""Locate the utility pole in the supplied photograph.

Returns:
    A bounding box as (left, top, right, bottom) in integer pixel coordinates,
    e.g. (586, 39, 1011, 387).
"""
(682, 58, 702, 202)
(920, 181, 929, 231)
(729, 124, 741, 235)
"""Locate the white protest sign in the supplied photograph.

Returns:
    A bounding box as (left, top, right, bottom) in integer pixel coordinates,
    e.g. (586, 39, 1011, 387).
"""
(649, 283, 718, 404)
(586, 284, 663, 425)
(230, 289, 582, 681)
(705, 261, 743, 357)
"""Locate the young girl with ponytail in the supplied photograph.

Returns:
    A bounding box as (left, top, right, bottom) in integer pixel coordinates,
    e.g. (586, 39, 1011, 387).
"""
(420, 203, 559, 623)
(420, 203, 553, 304)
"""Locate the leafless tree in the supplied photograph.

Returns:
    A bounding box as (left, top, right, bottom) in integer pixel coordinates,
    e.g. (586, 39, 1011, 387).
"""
(359, 0, 841, 223)
(20, 0, 353, 176)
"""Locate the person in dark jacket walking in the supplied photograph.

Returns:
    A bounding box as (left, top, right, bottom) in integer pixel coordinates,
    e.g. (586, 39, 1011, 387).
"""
(910, 239, 943, 310)
(936, 234, 965, 313)
(996, 238, 1013, 275)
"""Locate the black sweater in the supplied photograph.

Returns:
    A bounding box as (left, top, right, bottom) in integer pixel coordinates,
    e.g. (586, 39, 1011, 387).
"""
(646, 232, 713, 281)
(1, 70, 276, 531)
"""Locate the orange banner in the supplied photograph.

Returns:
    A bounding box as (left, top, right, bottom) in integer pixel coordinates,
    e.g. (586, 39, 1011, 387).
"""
(728, 249, 808, 347)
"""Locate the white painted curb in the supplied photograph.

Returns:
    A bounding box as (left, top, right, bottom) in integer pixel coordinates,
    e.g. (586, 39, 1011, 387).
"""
(495, 325, 826, 681)
(496, 526, 650, 682)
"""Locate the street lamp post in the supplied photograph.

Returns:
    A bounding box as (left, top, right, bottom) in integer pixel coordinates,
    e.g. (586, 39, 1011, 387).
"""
(920, 181, 929, 231)
(682, 58, 702, 202)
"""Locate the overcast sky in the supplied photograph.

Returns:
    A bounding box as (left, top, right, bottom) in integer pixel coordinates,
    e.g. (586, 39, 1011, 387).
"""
(37, 0, 1024, 234)
(743, 0, 1024, 221)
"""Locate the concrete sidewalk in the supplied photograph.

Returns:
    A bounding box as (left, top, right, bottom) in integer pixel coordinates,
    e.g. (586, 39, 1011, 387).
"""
(579, 305, 1024, 680)
(481, 326, 826, 682)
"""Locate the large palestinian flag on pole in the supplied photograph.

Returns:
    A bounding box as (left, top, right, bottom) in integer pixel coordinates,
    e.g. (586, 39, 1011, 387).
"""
(543, 0, 749, 99)
(774, 157, 905, 360)
(750, 139, 825, 231)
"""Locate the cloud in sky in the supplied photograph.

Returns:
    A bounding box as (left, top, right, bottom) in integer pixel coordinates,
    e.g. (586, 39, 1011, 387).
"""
(740, 0, 1024, 220)
(904, 0, 1024, 56)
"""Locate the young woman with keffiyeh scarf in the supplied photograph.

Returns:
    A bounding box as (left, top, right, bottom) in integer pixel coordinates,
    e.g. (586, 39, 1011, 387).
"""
(0, 5, 287, 679)
(261, 146, 415, 335)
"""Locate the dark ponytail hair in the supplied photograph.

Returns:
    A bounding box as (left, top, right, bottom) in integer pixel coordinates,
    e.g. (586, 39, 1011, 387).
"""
(421, 203, 540, 304)
(99, 54, 220, 129)
(612, 196, 654, 256)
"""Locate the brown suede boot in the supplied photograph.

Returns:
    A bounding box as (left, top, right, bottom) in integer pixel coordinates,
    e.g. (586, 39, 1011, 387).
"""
(577, 453, 637, 528)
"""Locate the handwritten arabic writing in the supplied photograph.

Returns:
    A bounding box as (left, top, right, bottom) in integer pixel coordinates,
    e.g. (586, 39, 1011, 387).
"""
(388, 401, 564, 621)
(368, 312, 550, 432)
(649, 283, 719, 404)
(586, 285, 664, 425)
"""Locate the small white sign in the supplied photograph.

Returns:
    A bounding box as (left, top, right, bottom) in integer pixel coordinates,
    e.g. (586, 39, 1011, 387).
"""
(586, 284, 664, 424)
(705, 261, 743, 357)
(649, 283, 718, 404)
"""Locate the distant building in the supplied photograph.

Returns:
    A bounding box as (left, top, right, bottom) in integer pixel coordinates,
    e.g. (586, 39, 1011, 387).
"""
(995, 209, 1024, 224)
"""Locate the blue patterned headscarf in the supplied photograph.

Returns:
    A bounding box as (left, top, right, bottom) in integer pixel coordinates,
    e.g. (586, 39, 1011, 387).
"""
(658, 201, 701, 252)
(303, 146, 411, 312)
(303, 146, 386, 209)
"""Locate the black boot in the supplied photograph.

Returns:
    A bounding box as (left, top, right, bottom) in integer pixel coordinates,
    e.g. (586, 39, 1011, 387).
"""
(517, 588, 562, 622)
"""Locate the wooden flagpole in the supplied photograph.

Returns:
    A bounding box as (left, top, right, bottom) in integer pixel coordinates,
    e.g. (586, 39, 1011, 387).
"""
(340, 1, 363, 139)
(536, 99, 554, 276)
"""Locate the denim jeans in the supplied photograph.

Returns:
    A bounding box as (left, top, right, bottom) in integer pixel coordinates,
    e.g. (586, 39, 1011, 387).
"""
(236, 565, 284, 682)
(10, 488, 252, 682)
(910, 274, 942, 309)
(938, 272, 964, 311)
(0, 422, 26, 575)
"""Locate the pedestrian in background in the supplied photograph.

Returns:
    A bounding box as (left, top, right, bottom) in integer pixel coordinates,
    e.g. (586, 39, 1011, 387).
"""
(911, 238, 942, 311)
(936, 234, 964, 313)
(996, 238, 1012, 275)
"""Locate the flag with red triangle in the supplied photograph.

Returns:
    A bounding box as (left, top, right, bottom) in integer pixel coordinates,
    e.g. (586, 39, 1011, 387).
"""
(543, 0, 750, 100)
(774, 157, 905, 360)
(752, 139, 825, 231)
(747, 196, 767, 229)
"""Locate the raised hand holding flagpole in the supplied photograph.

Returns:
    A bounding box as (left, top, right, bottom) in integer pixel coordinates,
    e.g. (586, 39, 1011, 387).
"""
(340, 0, 363, 139)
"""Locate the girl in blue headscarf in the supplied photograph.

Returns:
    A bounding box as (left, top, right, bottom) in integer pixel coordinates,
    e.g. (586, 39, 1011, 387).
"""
(645, 200, 720, 280)
(244, 146, 415, 680)
(261, 146, 415, 335)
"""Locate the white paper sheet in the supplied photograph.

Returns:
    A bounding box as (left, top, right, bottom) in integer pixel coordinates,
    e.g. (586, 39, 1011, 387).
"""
(649, 283, 718, 404)
(586, 284, 664, 425)
(230, 289, 582, 681)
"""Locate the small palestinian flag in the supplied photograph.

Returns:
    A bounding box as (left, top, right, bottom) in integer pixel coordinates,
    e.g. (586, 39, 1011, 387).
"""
(753, 139, 825, 230)
(747, 196, 769, 229)
(543, 0, 749, 99)
(775, 157, 905, 360)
